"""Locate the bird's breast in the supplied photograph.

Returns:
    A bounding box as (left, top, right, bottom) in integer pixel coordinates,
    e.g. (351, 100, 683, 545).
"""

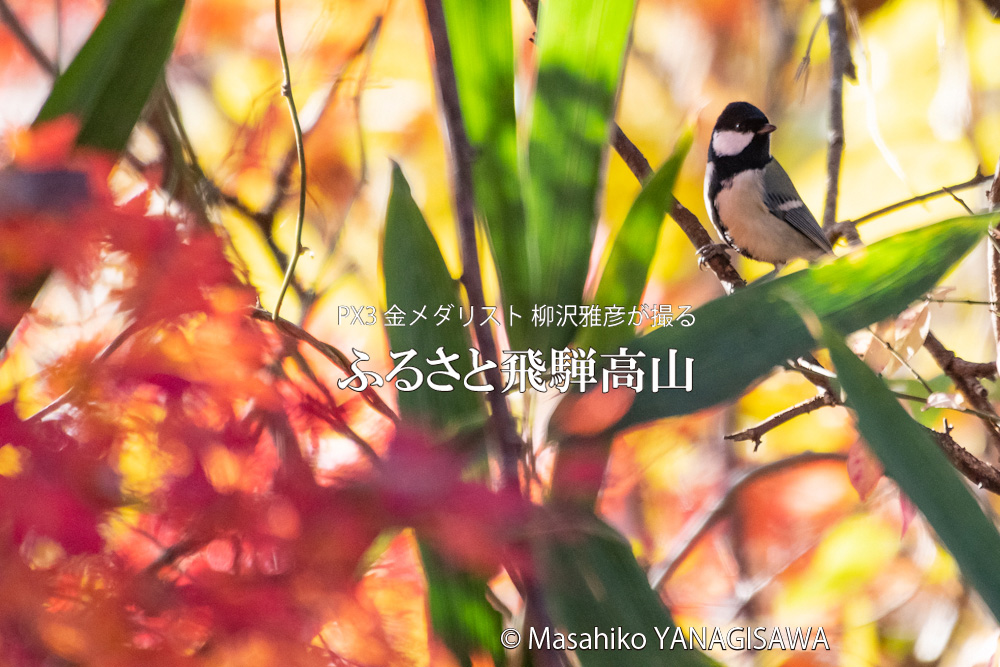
(715, 170, 824, 265)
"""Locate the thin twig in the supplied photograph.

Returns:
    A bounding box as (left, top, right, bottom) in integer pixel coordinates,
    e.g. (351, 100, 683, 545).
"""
(271, 0, 308, 322)
(321, 17, 381, 261)
(941, 184, 975, 215)
(424, 0, 523, 490)
(822, 0, 850, 230)
(988, 157, 1000, 379)
(826, 170, 990, 245)
(307, 396, 382, 465)
(866, 325, 934, 393)
(285, 347, 383, 466)
(0, 0, 57, 76)
(894, 391, 1000, 425)
(647, 452, 848, 590)
(250, 307, 399, 424)
(725, 393, 838, 449)
(794, 13, 826, 95)
(926, 297, 998, 308)
(842, 171, 990, 227)
(207, 24, 381, 302)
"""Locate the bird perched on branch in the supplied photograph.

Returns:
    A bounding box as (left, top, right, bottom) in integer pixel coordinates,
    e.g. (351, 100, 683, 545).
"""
(704, 102, 833, 273)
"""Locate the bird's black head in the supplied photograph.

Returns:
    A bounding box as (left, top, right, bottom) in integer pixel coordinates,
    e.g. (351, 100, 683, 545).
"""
(708, 101, 775, 167)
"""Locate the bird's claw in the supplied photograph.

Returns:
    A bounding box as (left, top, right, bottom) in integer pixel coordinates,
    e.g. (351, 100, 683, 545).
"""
(696, 243, 729, 270)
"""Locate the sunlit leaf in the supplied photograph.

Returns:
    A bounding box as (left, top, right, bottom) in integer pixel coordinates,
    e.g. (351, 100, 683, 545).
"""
(382, 164, 486, 433)
(616, 214, 991, 430)
(577, 129, 693, 353)
(35, 0, 185, 152)
(524, 0, 637, 351)
(420, 545, 504, 667)
(823, 320, 1000, 622)
(440, 0, 529, 348)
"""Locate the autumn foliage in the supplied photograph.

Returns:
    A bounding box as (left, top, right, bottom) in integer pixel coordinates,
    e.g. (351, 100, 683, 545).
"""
(4, 0, 1000, 665)
(0, 119, 527, 665)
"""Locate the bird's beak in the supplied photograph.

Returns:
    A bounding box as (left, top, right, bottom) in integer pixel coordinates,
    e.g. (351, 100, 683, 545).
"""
(757, 123, 777, 135)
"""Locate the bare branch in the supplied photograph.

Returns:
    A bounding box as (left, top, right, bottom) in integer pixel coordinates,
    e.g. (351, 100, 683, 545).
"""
(0, 0, 57, 76)
(989, 157, 1000, 379)
(794, 14, 826, 95)
(838, 170, 991, 228)
(250, 306, 399, 424)
(924, 332, 1000, 449)
(822, 0, 850, 230)
(647, 452, 848, 590)
(610, 126, 746, 292)
(271, 0, 308, 321)
(423, 0, 524, 490)
(931, 422, 1000, 494)
(941, 184, 975, 215)
(725, 393, 838, 450)
(926, 296, 998, 311)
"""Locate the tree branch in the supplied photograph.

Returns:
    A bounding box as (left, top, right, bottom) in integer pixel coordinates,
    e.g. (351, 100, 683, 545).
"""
(989, 156, 1000, 378)
(611, 122, 746, 292)
(931, 423, 1000, 494)
(647, 452, 848, 590)
(270, 0, 308, 321)
(725, 393, 839, 450)
(924, 332, 1000, 449)
(250, 307, 399, 424)
(423, 0, 523, 490)
(0, 0, 57, 76)
(828, 170, 991, 240)
(822, 0, 850, 230)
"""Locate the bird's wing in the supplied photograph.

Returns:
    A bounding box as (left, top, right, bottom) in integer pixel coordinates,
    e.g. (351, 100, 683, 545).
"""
(762, 159, 833, 253)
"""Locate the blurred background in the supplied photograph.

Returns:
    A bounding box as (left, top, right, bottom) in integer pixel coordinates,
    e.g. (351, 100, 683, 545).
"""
(3, 0, 1000, 665)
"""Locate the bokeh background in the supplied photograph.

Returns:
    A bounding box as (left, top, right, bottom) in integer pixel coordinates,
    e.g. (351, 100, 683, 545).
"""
(3, 0, 1000, 665)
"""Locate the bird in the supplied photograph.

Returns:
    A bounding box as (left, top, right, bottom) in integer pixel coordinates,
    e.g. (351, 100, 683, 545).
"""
(704, 101, 833, 274)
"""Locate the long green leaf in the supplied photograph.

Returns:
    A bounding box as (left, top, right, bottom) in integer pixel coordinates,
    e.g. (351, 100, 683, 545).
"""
(440, 0, 529, 348)
(420, 545, 505, 667)
(525, 0, 637, 351)
(617, 214, 990, 430)
(577, 129, 693, 353)
(822, 322, 1000, 622)
(533, 515, 720, 666)
(35, 0, 185, 152)
(383, 166, 500, 666)
(382, 164, 485, 432)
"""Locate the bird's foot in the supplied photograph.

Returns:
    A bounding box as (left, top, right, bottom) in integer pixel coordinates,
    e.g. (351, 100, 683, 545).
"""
(696, 243, 730, 270)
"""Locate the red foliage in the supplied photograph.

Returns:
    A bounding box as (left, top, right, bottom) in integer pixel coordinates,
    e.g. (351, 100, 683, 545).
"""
(0, 121, 528, 664)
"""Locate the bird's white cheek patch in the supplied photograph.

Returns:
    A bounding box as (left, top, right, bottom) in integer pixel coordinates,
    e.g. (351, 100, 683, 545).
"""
(711, 130, 754, 157)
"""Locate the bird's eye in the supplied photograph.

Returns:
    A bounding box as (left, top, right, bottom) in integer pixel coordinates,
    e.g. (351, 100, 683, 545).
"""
(734, 122, 742, 131)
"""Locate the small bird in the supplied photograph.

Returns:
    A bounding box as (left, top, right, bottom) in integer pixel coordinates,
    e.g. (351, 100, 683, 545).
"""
(704, 102, 833, 273)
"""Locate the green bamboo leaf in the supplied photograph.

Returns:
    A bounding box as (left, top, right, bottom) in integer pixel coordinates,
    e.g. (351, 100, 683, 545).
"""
(525, 0, 637, 351)
(533, 515, 720, 666)
(420, 544, 505, 667)
(617, 213, 991, 430)
(440, 0, 529, 347)
(382, 164, 486, 432)
(384, 166, 499, 664)
(577, 129, 693, 353)
(35, 0, 185, 152)
(821, 322, 1000, 622)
